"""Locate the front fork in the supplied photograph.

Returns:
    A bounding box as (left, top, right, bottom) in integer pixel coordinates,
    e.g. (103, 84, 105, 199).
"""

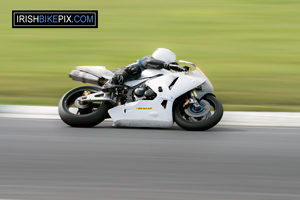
(182, 90, 212, 117)
(189, 90, 201, 110)
(182, 90, 200, 108)
(183, 89, 210, 110)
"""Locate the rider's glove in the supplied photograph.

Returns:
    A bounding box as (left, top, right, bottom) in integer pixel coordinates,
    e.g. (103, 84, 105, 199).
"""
(168, 63, 186, 72)
(169, 62, 179, 65)
(164, 63, 170, 70)
(164, 62, 179, 70)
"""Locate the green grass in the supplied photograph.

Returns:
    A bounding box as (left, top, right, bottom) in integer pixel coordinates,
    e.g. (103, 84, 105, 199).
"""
(1, 0, 300, 111)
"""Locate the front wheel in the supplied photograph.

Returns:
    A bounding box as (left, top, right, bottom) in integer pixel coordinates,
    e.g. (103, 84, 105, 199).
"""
(173, 94, 223, 131)
(58, 86, 111, 127)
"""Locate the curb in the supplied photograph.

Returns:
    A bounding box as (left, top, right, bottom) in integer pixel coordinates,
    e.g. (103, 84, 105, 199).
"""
(0, 105, 300, 127)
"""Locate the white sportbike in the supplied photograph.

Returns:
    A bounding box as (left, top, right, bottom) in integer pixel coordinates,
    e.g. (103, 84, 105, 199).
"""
(58, 60, 223, 131)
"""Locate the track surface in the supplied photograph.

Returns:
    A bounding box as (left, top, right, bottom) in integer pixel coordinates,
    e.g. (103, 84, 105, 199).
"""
(0, 118, 300, 200)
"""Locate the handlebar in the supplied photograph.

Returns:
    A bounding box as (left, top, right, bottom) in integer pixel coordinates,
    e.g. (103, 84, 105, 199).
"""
(168, 64, 188, 72)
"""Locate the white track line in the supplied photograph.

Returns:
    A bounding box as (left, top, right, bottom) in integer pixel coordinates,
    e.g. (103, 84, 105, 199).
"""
(0, 105, 300, 127)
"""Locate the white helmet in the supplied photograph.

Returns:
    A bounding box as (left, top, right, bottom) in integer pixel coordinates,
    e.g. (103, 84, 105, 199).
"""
(152, 48, 176, 63)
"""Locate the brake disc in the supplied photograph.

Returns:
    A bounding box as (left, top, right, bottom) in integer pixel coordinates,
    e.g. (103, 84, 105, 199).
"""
(184, 99, 211, 117)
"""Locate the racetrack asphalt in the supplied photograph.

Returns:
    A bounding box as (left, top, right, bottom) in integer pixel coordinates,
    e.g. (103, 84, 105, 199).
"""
(0, 118, 300, 200)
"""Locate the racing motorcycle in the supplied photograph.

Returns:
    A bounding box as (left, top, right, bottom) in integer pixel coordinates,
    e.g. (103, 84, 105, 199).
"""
(58, 60, 223, 131)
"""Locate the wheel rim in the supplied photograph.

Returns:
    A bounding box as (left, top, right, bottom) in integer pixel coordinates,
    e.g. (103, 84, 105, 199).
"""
(184, 99, 211, 117)
(181, 98, 215, 122)
(63, 89, 100, 115)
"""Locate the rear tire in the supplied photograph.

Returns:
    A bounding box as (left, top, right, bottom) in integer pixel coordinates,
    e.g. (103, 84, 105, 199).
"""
(173, 94, 223, 131)
(58, 86, 111, 127)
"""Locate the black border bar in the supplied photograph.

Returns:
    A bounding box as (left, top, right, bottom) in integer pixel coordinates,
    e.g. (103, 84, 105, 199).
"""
(12, 10, 98, 28)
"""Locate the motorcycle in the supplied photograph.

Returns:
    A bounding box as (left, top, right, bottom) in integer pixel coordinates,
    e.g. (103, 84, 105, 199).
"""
(58, 60, 223, 131)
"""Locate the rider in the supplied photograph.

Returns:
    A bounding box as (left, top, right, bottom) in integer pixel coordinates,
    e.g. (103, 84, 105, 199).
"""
(107, 48, 183, 86)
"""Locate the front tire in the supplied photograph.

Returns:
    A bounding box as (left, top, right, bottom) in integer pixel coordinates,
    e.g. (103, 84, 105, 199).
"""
(58, 86, 111, 127)
(173, 94, 223, 131)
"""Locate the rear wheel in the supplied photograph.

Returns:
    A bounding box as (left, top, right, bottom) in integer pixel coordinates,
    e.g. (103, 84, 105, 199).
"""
(58, 86, 111, 127)
(173, 94, 223, 131)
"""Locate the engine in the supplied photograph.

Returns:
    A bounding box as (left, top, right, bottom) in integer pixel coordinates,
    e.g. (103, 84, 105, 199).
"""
(133, 85, 157, 101)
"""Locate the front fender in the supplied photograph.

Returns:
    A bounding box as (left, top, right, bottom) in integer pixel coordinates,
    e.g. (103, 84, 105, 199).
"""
(194, 91, 215, 101)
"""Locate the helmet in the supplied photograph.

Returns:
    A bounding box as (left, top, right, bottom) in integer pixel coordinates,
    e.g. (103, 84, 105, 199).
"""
(152, 48, 176, 63)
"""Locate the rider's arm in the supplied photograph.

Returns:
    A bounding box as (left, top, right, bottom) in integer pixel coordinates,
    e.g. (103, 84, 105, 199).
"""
(140, 56, 166, 70)
(110, 56, 170, 85)
(111, 63, 142, 85)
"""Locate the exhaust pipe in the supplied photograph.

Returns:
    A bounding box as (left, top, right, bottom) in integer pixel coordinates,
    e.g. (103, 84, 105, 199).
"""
(69, 70, 100, 85)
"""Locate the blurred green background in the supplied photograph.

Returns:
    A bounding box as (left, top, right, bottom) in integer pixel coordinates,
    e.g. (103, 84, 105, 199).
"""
(1, 0, 299, 111)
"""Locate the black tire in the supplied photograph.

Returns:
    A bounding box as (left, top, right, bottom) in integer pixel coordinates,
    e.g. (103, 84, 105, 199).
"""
(173, 94, 223, 131)
(58, 86, 111, 127)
